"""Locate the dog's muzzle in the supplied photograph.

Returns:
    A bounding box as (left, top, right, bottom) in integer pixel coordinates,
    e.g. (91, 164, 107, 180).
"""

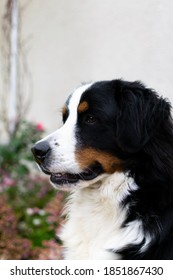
(31, 141, 103, 186)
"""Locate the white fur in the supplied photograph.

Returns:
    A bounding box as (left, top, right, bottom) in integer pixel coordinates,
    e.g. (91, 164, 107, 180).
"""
(60, 172, 151, 259)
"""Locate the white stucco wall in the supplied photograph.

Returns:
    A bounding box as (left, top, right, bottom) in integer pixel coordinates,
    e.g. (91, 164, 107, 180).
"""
(1, 0, 173, 133)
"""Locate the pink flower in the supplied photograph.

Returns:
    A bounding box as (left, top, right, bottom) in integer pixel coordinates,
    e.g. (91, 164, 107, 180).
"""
(36, 123, 45, 132)
(26, 208, 34, 216)
(1, 175, 16, 188)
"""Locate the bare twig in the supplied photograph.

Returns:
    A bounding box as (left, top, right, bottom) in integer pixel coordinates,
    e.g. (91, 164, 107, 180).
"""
(0, 0, 33, 141)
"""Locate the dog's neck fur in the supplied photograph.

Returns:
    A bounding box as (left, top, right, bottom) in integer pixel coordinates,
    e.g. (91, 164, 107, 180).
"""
(59, 172, 149, 259)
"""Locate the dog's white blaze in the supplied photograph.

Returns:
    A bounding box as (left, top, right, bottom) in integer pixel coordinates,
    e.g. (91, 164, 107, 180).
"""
(39, 83, 92, 174)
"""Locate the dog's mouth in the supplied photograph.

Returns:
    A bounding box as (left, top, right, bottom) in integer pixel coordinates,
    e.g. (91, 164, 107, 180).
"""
(41, 164, 103, 185)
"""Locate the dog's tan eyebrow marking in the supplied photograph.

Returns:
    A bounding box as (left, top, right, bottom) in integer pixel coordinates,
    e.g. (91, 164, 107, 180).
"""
(78, 101, 89, 113)
(62, 105, 68, 116)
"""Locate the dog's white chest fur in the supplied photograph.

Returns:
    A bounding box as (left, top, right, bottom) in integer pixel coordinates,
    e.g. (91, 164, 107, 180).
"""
(60, 172, 142, 260)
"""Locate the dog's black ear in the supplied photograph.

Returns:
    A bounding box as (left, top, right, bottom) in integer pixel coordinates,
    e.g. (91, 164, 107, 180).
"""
(114, 81, 171, 153)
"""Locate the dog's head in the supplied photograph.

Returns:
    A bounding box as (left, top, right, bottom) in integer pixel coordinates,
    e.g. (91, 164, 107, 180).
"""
(31, 80, 171, 190)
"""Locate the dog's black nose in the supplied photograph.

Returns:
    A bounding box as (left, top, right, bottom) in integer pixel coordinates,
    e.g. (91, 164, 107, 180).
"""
(31, 141, 50, 163)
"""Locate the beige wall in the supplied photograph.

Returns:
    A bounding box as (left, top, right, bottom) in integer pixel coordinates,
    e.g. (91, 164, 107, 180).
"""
(1, 0, 173, 133)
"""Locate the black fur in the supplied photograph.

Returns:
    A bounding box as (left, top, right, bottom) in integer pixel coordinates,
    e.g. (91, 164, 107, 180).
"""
(76, 79, 173, 259)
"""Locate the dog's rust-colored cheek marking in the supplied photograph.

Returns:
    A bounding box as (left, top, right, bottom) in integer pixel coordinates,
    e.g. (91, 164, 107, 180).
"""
(75, 148, 124, 174)
(78, 101, 89, 113)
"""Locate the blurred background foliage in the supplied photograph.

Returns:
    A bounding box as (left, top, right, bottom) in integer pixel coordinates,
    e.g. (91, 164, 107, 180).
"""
(0, 121, 65, 259)
(0, 1, 66, 259)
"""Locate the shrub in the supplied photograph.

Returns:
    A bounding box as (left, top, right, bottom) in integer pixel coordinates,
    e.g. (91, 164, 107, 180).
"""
(0, 121, 65, 259)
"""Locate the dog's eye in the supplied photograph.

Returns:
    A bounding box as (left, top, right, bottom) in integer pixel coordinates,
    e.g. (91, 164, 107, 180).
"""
(84, 114, 97, 124)
(62, 112, 69, 123)
(63, 114, 68, 123)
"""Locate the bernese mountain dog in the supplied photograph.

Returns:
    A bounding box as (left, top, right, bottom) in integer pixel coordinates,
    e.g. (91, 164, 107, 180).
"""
(31, 79, 173, 259)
